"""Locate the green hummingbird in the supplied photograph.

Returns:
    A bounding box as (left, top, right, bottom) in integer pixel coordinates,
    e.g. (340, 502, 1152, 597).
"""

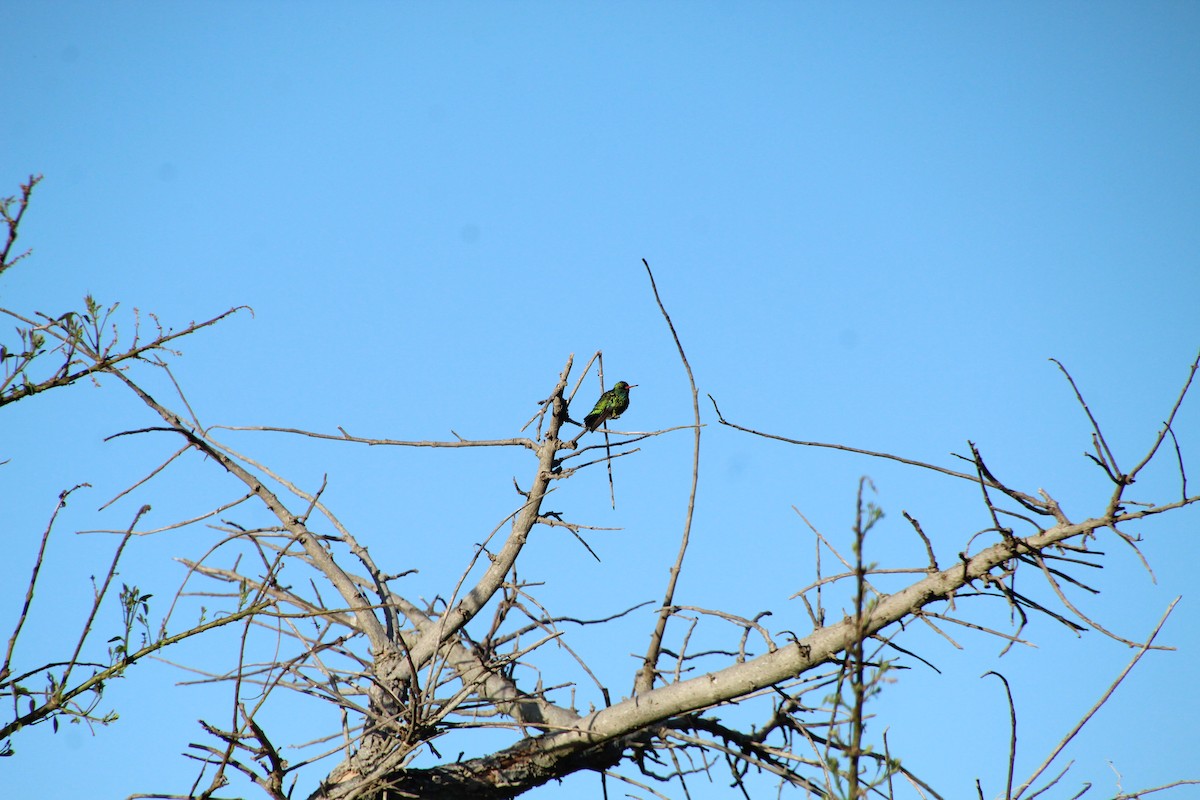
(584, 381, 637, 432)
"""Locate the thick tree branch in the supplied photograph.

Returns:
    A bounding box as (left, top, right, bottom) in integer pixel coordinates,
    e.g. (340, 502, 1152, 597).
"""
(314, 499, 1200, 799)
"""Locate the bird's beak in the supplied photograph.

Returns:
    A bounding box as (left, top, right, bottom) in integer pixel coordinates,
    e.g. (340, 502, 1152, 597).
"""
(628, 384, 638, 388)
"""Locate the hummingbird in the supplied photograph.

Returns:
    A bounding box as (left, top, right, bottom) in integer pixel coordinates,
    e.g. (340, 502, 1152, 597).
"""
(583, 381, 637, 432)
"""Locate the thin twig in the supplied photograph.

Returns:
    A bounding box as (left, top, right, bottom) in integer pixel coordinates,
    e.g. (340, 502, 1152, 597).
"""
(635, 258, 702, 696)
(982, 671, 1017, 800)
(1050, 358, 1122, 482)
(2, 484, 89, 681)
(1012, 598, 1180, 800)
(1125, 348, 1200, 482)
(708, 393, 1045, 508)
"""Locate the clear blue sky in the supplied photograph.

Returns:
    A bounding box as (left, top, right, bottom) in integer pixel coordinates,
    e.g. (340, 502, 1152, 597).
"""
(3, 4, 1199, 799)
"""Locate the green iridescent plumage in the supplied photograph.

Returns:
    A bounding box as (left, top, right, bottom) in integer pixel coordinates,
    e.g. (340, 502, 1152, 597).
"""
(584, 381, 637, 432)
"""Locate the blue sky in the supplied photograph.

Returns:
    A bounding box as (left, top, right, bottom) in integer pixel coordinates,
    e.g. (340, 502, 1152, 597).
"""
(3, 4, 1199, 799)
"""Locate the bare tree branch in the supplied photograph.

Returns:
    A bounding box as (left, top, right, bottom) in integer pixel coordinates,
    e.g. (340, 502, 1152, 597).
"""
(1012, 598, 1181, 800)
(635, 258, 703, 696)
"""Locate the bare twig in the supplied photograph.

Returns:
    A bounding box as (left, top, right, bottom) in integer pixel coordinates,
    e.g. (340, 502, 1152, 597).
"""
(2, 484, 89, 682)
(982, 671, 1017, 800)
(1012, 598, 1180, 800)
(1050, 358, 1123, 483)
(1124, 348, 1200, 483)
(708, 393, 1045, 509)
(213, 424, 536, 450)
(1112, 780, 1200, 799)
(635, 259, 702, 696)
